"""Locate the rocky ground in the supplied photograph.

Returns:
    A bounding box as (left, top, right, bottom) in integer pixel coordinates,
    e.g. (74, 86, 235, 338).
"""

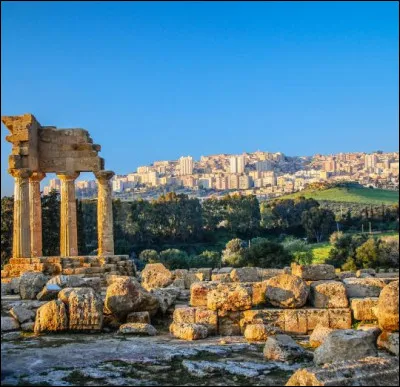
(1, 332, 310, 386)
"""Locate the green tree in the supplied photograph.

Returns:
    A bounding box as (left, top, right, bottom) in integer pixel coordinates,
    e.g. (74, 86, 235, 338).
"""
(42, 189, 60, 256)
(301, 207, 335, 242)
(282, 236, 314, 265)
(190, 250, 221, 269)
(355, 238, 380, 269)
(139, 249, 159, 263)
(378, 236, 399, 268)
(221, 238, 247, 267)
(159, 248, 190, 269)
(245, 239, 292, 268)
(1, 196, 13, 267)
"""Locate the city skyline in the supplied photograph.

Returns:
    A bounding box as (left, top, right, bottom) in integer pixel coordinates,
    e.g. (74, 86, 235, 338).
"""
(1, 1, 399, 196)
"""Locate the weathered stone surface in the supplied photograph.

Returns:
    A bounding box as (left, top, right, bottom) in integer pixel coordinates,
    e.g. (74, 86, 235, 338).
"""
(257, 268, 284, 281)
(350, 297, 378, 321)
(305, 309, 330, 331)
(119, 323, 157, 336)
(34, 300, 68, 333)
(10, 277, 21, 294)
(356, 268, 376, 278)
(230, 267, 259, 282)
(183, 272, 201, 289)
(36, 284, 61, 301)
(21, 321, 35, 332)
(169, 322, 208, 340)
(60, 287, 103, 331)
(218, 311, 241, 336)
(377, 280, 399, 332)
(309, 280, 348, 309)
(266, 274, 309, 308)
(336, 271, 356, 280)
(291, 263, 336, 281)
(151, 287, 179, 314)
(173, 307, 196, 324)
(314, 329, 377, 365)
(196, 268, 212, 281)
(286, 356, 399, 386)
(104, 276, 159, 320)
(244, 324, 277, 342)
(141, 263, 173, 291)
(47, 274, 86, 288)
(240, 309, 285, 333)
(343, 277, 386, 298)
(126, 311, 150, 324)
(195, 308, 218, 335)
(309, 325, 333, 348)
(19, 272, 47, 300)
(377, 331, 399, 356)
(211, 273, 232, 282)
(327, 308, 352, 329)
(10, 305, 35, 324)
(251, 281, 268, 306)
(190, 282, 217, 307)
(264, 334, 308, 362)
(207, 283, 252, 315)
(1, 316, 20, 332)
(284, 309, 308, 334)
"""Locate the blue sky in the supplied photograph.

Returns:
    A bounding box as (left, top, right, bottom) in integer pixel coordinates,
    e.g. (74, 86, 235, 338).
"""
(1, 1, 399, 196)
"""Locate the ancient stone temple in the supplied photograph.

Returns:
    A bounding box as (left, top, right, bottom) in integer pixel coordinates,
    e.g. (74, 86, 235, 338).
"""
(1, 113, 134, 282)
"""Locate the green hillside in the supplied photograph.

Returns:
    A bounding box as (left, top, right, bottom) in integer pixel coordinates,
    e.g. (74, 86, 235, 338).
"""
(279, 186, 398, 205)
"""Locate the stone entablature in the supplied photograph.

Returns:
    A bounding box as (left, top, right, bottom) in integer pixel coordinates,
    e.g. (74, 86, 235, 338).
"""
(1, 113, 115, 263)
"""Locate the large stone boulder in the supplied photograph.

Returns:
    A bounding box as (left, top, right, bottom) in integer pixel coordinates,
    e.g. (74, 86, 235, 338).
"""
(141, 263, 173, 290)
(314, 329, 377, 365)
(36, 284, 62, 301)
(291, 263, 336, 281)
(59, 287, 103, 331)
(126, 311, 150, 324)
(207, 283, 252, 315)
(119, 323, 157, 336)
(244, 323, 276, 342)
(34, 300, 68, 333)
(48, 275, 102, 293)
(285, 357, 399, 386)
(218, 311, 241, 336)
(377, 280, 399, 332)
(1, 316, 20, 332)
(151, 287, 180, 314)
(309, 325, 333, 348)
(19, 272, 48, 300)
(343, 278, 386, 298)
(266, 274, 309, 308)
(264, 334, 309, 362)
(377, 331, 399, 356)
(350, 297, 378, 321)
(169, 322, 208, 340)
(9, 305, 35, 324)
(104, 276, 159, 320)
(190, 282, 217, 307)
(230, 267, 260, 282)
(309, 280, 348, 308)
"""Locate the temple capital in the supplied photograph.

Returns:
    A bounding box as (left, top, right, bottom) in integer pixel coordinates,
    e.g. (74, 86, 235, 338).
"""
(57, 171, 80, 181)
(95, 170, 114, 183)
(29, 172, 46, 182)
(9, 168, 32, 179)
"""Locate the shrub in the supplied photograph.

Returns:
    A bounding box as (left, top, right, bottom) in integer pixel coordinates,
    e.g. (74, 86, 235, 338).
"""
(221, 238, 247, 267)
(378, 236, 399, 268)
(159, 248, 190, 270)
(190, 250, 221, 269)
(355, 238, 380, 269)
(139, 249, 159, 264)
(245, 239, 292, 268)
(282, 236, 314, 265)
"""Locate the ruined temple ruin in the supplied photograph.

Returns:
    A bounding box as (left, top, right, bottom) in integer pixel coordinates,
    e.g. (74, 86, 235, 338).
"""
(1, 113, 134, 281)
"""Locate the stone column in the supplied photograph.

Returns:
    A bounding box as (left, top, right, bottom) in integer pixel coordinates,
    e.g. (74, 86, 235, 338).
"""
(29, 172, 46, 257)
(57, 172, 80, 256)
(95, 170, 115, 255)
(10, 169, 32, 258)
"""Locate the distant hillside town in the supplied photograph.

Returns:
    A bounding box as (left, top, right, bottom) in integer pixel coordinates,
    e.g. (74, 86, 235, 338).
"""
(43, 150, 399, 201)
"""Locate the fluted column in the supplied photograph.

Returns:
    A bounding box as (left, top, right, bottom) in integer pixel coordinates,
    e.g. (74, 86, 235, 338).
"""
(29, 172, 46, 257)
(95, 170, 115, 255)
(57, 172, 80, 256)
(10, 169, 32, 258)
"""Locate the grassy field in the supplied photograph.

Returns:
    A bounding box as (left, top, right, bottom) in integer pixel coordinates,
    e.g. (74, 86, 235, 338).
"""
(279, 186, 398, 205)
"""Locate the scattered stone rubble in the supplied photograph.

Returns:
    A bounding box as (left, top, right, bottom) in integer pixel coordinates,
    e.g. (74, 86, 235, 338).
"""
(1, 262, 399, 386)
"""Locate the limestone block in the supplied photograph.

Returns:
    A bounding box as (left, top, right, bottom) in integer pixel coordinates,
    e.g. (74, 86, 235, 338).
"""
(119, 323, 157, 336)
(10, 305, 35, 324)
(34, 300, 68, 333)
(211, 273, 232, 282)
(314, 329, 377, 365)
(195, 308, 218, 335)
(266, 274, 309, 308)
(244, 323, 278, 342)
(19, 272, 48, 300)
(207, 283, 252, 315)
(291, 263, 336, 281)
(306, 309, 330, 332)
(309, 280, 348, 308)
(309, 325, 333, 348)
(218, 311, 241, 336)
(285, 357, 399, 386)
(184, 272, 201, 289)
(284, 309, 308, 335)
(239, 309, 285, 333)
(126, 311, 150, 324)
(190, 282, 218, 307)
(230, 267, 260, 282)
(169, 322, 208, 341)
(377, 280, 399, 331)
(377, 331, 399, 356)
(350, 297, 378, 321)
(328, 308, 352, 329)
(173, 307, 196, 324)
(196, 268, 212, 281)
(257, 268, 284, 281)
(36, 284, 61, 301)
(251, 281, 268, 306)
(343, 277, 386, 298)
(141, 263, 173, 290)
(264, 334, 308, 362)
(1, 316, 20, 332)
